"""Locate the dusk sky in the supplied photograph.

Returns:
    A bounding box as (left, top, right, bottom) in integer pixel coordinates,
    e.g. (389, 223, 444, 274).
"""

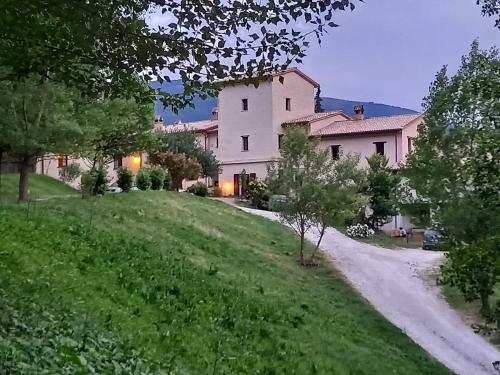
(300, 0, 499, 111)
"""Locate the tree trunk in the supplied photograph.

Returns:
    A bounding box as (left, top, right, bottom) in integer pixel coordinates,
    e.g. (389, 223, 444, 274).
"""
(479, 289, 491, 318)
(299, 232, 305, 265)
(18, 157, 30, 202)
(309, 224, 326, 263)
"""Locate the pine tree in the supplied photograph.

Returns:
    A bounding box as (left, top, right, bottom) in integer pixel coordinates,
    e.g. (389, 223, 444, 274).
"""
(314, 86, 324, 113)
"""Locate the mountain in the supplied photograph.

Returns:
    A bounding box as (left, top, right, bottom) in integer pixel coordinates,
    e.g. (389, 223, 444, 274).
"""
(151, 80, 418, 124)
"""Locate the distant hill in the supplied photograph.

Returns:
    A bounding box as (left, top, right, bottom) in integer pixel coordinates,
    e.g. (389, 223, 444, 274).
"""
(151, 80, 418, 124)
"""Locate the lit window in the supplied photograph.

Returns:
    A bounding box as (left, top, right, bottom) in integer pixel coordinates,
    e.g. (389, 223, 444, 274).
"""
(331, 145, 341, 160)
(374, 142, 385, 156)
(241, 98, 248, 111)
(285, 98, 291, 111)
(242, 136, 249, 151)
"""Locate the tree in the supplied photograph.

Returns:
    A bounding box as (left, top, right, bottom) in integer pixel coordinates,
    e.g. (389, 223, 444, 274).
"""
(314, 86, 324, 113)
(441, 236, 500, 316)
(363, 154, 401, 229)
(476, 0, 500, 28)
(0, 75, 86, 201)
(404, 42, 500, 316)
(269, 127, 332, 264)
(0, 1, 359, 111)
(155, 129, 219, 179)
(149, 151, 202, 191)
(310, 155, 367, 262)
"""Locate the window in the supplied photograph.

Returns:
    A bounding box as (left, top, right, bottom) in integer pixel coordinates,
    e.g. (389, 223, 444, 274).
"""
(285, 98, 291, 111)
(331, 145, 341, 160)
(241, 98, 248, 111)
(374, 142, 385, 155)
(57, 155, 68, 168)
(408, 137, 413, 153)
(278, 134, 283, 149)
(241, 136, 249, 151)
(113, 155, 123, 170)
(216, 136, 219, 148)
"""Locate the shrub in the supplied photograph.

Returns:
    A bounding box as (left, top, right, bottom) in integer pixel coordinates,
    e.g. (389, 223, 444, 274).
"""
(268, 194, 287, 211)
(80, 167, 108, 197)
(187, 182, 208, 197)
(58, 162, 82, 183)
(149, 168, 165, 190)
(246, 180, 268, 208)
(163, 171, 172, 191)
(346, 224, 374, 238)
(117, 167, 134, 192)
(209, 186, 223, 197)
(136, 168, 151, 190)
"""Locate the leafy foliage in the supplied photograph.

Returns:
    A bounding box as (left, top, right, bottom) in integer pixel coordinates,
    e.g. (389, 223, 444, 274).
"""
(136, 168, 152, 191)
(0, 1, 359, 110)
(155, 129, 219, 179)
(314, 86, 324, 113)
(149, 151, 202, 191)
(346, 224, 375, 238)
(117, 167, 134, 192)
(247, 180, 268, 208)
(149, 168, 166, 190)
(363, 154, 401, 229)
(476, 0, 500, 28)
(58, 163, 82, 184)
(187, 182, 209, 197)
(163, 171, 172, 191)
(441, 236, 500, 316)
(80, 167, 108, 197)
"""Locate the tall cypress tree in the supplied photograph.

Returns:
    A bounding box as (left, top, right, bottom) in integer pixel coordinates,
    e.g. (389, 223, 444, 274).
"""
(314, 86, 324, 113)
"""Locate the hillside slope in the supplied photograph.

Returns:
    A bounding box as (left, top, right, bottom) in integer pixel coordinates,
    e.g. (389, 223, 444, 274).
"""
(151, 80, 417, 124)
(0, 189, 450, 374)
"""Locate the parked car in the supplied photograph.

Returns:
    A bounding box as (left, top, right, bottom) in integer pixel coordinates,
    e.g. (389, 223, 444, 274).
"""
(107, 186, 122, 193)
(422, 228, 445, 250)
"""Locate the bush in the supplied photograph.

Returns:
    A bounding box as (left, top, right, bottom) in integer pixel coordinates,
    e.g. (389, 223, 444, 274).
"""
(163, 172, 172, 191)
(246, 179, 268, 208)
(117, 167, 134, 192)
(136, 168, 151, 190)
(150, 168, 165, 190)
(209, 186, 223, 197)
(187, 182, 208, 197)
(80, 167, 108, 197)
(346, 224, 374, 238)
(58, 162, 82, 183)
(268, 194, 287, 211)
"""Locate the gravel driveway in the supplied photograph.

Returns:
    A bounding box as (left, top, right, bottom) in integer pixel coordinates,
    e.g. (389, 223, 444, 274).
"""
(236, 205, 500, 375)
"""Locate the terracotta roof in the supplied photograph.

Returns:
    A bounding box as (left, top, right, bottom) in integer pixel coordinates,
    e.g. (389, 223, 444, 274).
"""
(316, 113, 423, 136)
(219, 67, 319, 88)
(282, 111, 350, 125)
(163, 119, 218, 133)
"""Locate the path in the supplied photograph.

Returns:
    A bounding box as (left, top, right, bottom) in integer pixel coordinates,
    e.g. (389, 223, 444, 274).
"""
(222, 200, 500, 375)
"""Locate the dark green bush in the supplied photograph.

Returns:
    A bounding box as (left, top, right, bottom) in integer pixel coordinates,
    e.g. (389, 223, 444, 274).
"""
(149, 168, 165, 190)
(163, 172, 172, 191)
(187, 182, 208, 197)
(136, 168, 151, 190)
(80, 167, 108, 197)
(117, 167, 134, 192)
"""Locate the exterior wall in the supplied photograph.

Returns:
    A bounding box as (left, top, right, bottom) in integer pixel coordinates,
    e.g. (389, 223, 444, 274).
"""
(218, 80, 274, 164)
(400, 118, 421, 164)
(319, 132, 402, 168)
(218, 161, 269, 196)
(271, 72, 316, 158)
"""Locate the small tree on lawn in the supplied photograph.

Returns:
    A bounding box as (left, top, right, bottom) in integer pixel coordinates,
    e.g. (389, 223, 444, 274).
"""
(363, 154, 401, 229)
(314, 86, 324, 113)
(310, 155, 367, 262)
(270, 127, 331, 265)
(0, 74, 86, 201)
(441, 236, 500, 317)
(149, 151, 202, 191)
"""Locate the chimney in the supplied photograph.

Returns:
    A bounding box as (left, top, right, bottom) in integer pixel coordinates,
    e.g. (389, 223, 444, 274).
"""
(353, 105, 364, 120)
(211, 107, 219, 121)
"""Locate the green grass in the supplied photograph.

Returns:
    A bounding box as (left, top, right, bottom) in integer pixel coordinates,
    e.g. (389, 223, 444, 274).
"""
(357, 231, 424, 250)
(0, 173, 78, 203)
(0, 180, 451, 374)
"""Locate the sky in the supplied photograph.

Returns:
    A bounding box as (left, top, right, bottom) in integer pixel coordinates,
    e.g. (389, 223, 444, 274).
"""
(300, 0, 499, 111)
(148, 1, 498, 112)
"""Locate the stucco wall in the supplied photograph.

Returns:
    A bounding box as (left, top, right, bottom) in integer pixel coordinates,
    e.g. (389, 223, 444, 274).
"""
(319, 132, 402, 168)
(400, 117, 421, 164)
(218, 161, 269, 196)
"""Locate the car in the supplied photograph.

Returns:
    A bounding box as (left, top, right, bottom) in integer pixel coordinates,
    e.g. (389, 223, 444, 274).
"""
(422, 228, 445, 250)
(107, 186, 122, 193)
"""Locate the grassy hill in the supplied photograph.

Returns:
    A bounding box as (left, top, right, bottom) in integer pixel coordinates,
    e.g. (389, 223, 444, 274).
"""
(0, 179, 451, 374)
(0, 173, 78, 203)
